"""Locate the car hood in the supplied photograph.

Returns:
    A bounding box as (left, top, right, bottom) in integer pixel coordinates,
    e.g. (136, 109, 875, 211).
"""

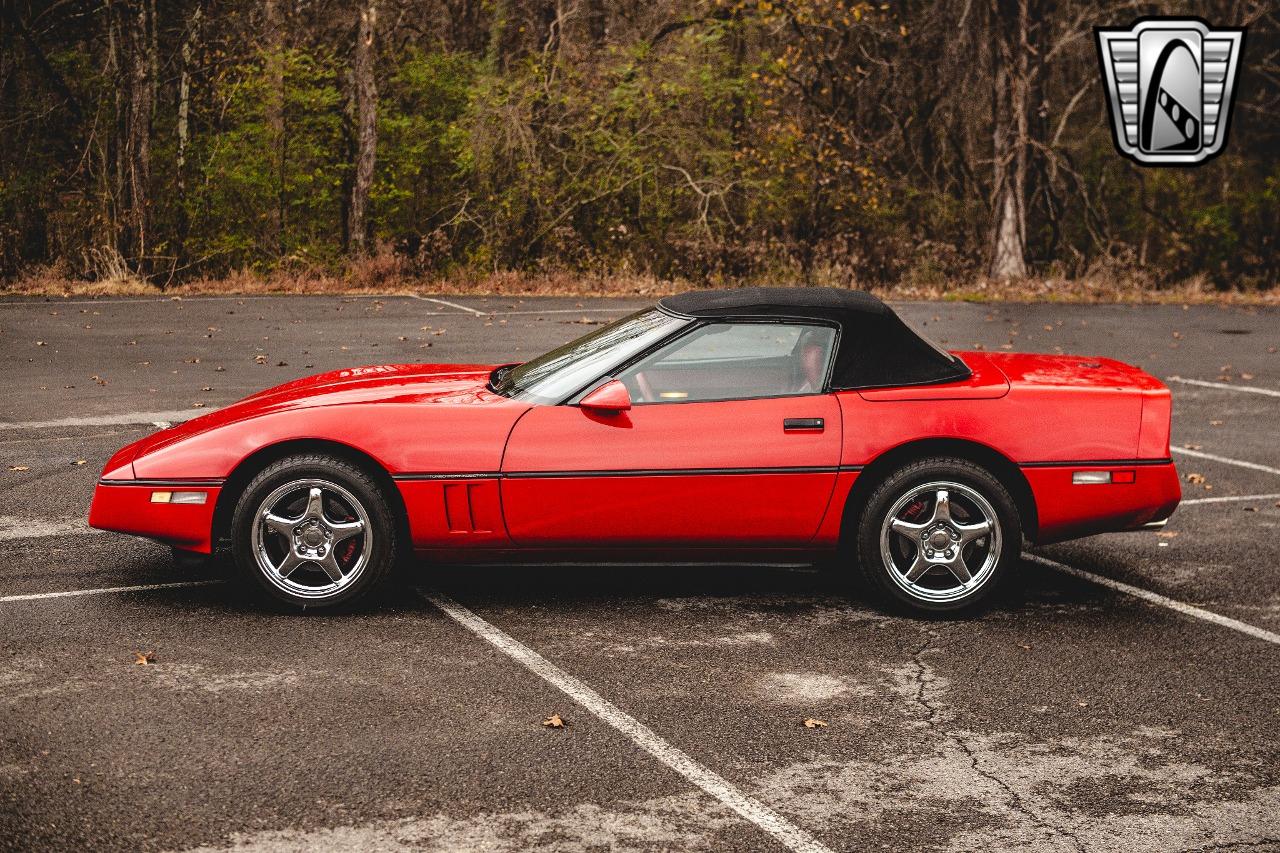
(103, 363, 505, 477)
(241, 362, 501, 406)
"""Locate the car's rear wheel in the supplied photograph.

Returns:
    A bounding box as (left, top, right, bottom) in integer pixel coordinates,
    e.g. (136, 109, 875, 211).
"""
(230, 454, 399, 610)
(855, 458, 1021, 613)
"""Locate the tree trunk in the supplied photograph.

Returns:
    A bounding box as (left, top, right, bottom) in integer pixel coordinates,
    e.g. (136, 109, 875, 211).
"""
(119, 0, 153, 276)
(176, 4, 201, 262)
(991, 185, 1026, 279)
(349, 0, 377, 255)
(263, 0, 285, 256)
(586, 0, 607, 48)
(987, 0, 1028, 280)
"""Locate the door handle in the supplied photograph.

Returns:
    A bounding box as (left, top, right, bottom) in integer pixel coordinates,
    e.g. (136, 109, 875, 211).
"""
(783, 418, 824, 432)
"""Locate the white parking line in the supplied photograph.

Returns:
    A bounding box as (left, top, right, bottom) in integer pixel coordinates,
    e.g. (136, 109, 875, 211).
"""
(484, 308, 629, 316)
(409, 295, 488, 316)
(406, 296, 634, 317)
(0, 293, 636, 315)
(0, 294, 396, 308)
(421, 590, 835, 853)
(0, 409, 197, 431)
(1025, 554, 1280, 646)
(1167, 376, 1280, 398)
(1180, 492, 1280, 506)
(1172, 446, 1280, 477)
(0, 518, 101, 541)
(0, 579, 223, 603)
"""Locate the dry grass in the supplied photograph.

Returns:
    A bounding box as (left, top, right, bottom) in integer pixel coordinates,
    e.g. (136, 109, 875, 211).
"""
(3, 258, 1277, 305)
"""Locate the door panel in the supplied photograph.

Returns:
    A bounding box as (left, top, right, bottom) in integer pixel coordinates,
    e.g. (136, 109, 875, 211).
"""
(500, 395, 842, 546)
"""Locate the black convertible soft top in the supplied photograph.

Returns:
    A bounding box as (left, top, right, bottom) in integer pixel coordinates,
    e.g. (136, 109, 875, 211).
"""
(659, 287, 971, 390)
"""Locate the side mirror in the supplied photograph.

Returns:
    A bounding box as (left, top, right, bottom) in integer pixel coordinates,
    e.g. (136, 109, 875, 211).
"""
(579, 379, 631, 414)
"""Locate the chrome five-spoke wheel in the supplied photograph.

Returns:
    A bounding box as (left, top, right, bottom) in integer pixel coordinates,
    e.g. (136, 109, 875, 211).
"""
(251, 479, 372, 599)
(879, 481, 1000, 604)
(232, 454, 399, 609)
(856, 457, 1021, 613)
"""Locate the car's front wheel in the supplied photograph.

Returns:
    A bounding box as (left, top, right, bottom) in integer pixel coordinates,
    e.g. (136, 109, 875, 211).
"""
(231, 454, 400, 610)
(855, 458, 1021, 613)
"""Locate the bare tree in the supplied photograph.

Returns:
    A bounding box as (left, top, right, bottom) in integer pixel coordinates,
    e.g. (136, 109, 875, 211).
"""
(988, 0, 1029, 280)
(117, 0, 154, 274)
(349, 0, 378, 254)
(175, 2, 202, 258)
(263, 0, 285, 254)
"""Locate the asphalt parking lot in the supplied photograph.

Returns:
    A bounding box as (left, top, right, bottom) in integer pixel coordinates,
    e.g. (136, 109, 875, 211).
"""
(1, 293, 1278, 852)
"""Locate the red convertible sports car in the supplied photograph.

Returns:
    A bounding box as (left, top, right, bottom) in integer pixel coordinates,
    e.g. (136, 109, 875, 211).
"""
(89, 288, 1180, 613)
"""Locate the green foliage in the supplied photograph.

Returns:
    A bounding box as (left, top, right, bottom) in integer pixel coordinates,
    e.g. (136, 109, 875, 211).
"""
(373, 50, 476, 245)
(1, 0, 1277, 290)
(186, 49, 346, 269)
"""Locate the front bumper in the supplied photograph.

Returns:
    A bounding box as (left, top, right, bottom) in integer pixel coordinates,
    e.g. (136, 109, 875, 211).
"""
(88, 480, 222, 554)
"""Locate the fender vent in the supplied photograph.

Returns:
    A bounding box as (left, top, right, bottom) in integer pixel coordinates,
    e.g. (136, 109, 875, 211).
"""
(444, 483, 493, 533)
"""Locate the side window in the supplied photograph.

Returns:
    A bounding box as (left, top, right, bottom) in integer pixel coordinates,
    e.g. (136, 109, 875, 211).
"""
(618, 322, 836, 403)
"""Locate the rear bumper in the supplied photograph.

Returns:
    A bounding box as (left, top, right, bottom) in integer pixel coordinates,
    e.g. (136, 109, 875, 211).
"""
(1023, 461, 1181, 544)
(88, 480, 222, 554)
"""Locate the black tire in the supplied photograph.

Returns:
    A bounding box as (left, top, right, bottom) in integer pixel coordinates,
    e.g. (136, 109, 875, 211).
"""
(230, 453, 401, 610)
(854, 457, 1021, 614)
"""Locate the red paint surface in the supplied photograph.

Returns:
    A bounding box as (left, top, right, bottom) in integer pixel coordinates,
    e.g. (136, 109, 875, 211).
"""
(89, 350, 1181, 558)
(1026, 463, 1181, 543)
(88, 483, 222, 553)
(501, 395, 841, 544)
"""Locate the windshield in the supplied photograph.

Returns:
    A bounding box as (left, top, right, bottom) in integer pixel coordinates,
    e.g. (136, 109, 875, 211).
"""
(491, 309, 688, 404)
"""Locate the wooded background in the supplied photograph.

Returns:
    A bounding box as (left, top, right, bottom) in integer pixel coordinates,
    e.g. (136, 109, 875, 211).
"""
(0, 1, 1276, 291)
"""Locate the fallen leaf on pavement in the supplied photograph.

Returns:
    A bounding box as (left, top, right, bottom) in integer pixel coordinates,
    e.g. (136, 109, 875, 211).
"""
(1183, 443, 1201, 450)
(803, 718, 828, 729)
(7, 465, 29, 471)
(72, 459, 86, 466)
(542, 714, 565, 728)
(1186, 473, 1205, 484)
(134, 651, 156, 666)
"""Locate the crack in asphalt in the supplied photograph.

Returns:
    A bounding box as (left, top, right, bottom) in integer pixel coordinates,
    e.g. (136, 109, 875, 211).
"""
(1183, 839, 1280, 853)
(908, 629, 1088, 853)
